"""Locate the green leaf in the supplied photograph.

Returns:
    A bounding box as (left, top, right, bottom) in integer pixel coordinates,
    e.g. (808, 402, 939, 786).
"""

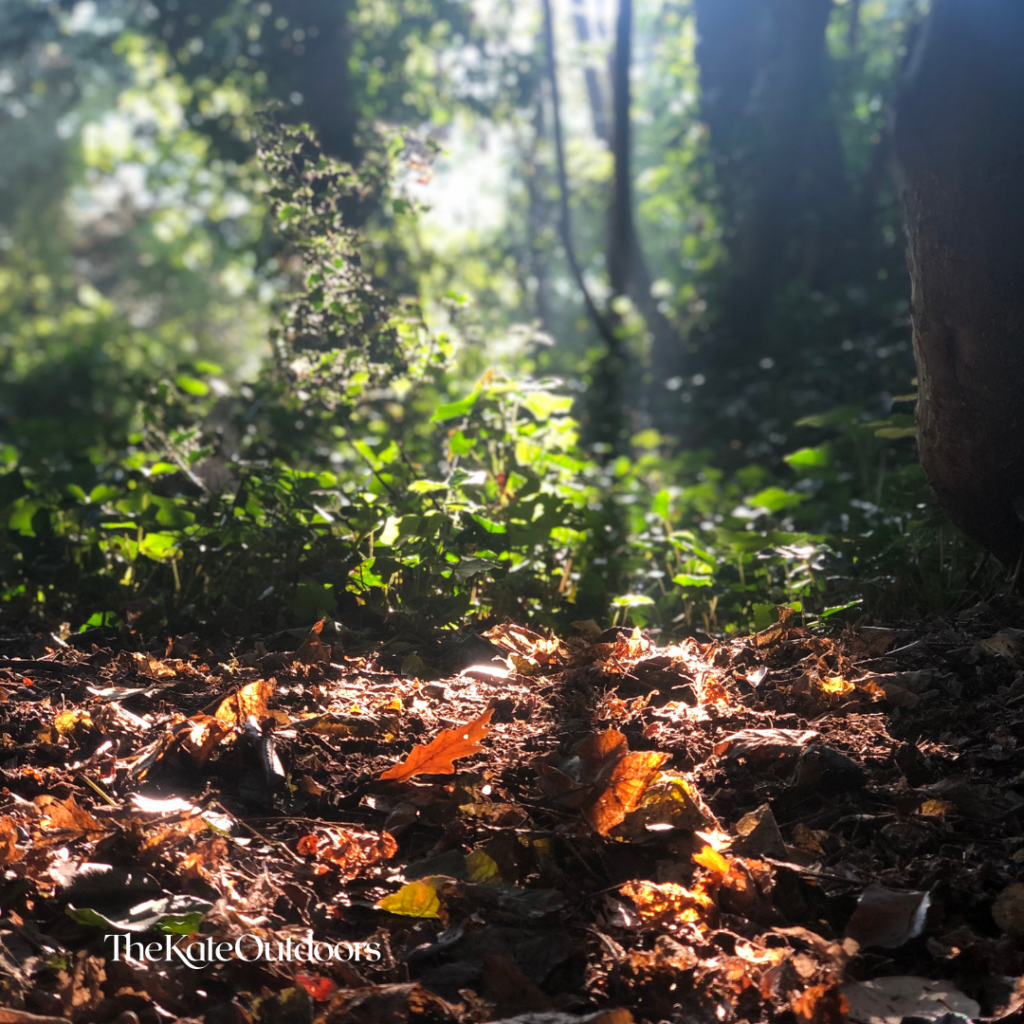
(784, 445, 831, 469)
(431, 392, 479, 422)
(67, 895, 212, 933)
(453, 557, 497, 581)
(449, 431, 475, 455)
(522, 391, 572, 421)
(874, 426, 917, 439)
(821, 599, 863, 617)
(175, 375, 210, 397)
(139, 532, 180, 562)
(672, 574, 714, 588)
(746, 487, 804, 513)
(795, 404, 862, 428)
(8, 498, 39, 536)
(471, 514, 506, 534)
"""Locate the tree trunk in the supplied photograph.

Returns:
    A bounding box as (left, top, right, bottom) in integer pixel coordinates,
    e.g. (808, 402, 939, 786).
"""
(693, 0, 850, 361)
(894, 0, 1024, 565)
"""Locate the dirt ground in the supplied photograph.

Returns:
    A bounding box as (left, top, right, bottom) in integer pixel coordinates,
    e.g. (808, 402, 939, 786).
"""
(4, 601, 1024, 1024)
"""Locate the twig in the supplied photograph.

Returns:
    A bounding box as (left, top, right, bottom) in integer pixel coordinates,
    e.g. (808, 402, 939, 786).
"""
(77, 773, 117, 808)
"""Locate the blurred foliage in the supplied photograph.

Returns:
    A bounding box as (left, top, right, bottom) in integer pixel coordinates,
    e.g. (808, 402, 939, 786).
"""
(0, 0, 1004, 637)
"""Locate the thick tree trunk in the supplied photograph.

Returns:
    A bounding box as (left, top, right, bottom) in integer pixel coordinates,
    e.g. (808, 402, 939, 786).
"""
(693, 0, 850, 360)
(894, 0, 1024, 565)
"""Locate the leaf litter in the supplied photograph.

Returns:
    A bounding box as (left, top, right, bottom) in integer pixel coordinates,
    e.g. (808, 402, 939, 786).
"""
(2, 606, 1024, 1021)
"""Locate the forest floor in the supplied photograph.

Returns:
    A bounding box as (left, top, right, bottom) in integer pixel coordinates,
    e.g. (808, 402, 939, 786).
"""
(3, 603, 1024, 1024)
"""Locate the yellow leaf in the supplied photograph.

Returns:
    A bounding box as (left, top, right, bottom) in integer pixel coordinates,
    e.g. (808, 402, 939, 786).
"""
(466, 849, 500, 884)
(819, 675, 854, 696)
(917, 799, 957, 818)
(693, 844, 731, 878)
(377, 881, 440, 918)
(54, 709, 92, 734)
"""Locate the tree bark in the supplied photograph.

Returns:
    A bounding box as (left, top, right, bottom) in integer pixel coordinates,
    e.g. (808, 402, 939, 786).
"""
(895, 0, 1024, 565)
(693, 0, 850, 361)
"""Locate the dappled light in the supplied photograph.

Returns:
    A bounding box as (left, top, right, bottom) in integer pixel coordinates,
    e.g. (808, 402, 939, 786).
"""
(4, 0, 1024, 1021)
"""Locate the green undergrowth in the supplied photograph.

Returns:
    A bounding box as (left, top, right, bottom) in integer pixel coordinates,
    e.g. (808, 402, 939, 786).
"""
(0, 124, 1002, 639)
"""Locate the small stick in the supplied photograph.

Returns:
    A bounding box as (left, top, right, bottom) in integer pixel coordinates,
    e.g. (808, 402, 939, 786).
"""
(77, 773, 117, 807)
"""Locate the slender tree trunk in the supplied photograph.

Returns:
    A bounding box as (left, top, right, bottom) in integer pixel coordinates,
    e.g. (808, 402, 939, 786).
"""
(894, 0, 1024, 565)
(607, 0, 681, 402)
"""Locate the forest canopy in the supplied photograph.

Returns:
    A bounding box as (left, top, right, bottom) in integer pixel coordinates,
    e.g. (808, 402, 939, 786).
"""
(0, 0, 989, 639)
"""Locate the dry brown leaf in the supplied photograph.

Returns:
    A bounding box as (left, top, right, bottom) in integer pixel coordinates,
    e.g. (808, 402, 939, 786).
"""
(844, 884, 930, 949)
(979, 632, 1023, 659)
(131, 652, 177, 678)
(693, 844, 731, 878)
(620, 879, 714, 927)
(35, 795, 105, 836)
(140, 815, 207, 855)
(179, 837, 229, 883)
(215, 678, 274, 727)
(296, 827, 397, 879)
(379, 707, 494, 781)
(714, 728, 820, 761)
(295, 618, 332, 665)
(577, 729, 630, 785)
(180, 714, 232, 765)
(791, 983, 849, 1024)
(585, 750, 668, 835)
(0, 816, 25, 867)
(992, 882, 1024, 935)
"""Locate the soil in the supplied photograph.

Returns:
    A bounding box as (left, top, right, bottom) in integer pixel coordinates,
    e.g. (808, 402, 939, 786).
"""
(3, 601, 1024, 1024)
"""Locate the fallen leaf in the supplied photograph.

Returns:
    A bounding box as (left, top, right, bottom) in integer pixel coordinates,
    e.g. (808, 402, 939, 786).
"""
(130, 794, 196, 815)
(0, 817, 24, 867)
(67, 894, 213, 934)
(791, 983, 848, 1024)
(916, 799, 956, 819)
(466, 848, 501, 883)
(979, 632, 1023, 659)
(618, 772, 717, 836)
(792, 823, 827, 856)
(842, 976, 980, 1024)
(818, 675, 855, 697)
(295, 972, 338, 1001)
(215, 678, 274, 727)
(733, 804, 787, 859)
(693, 845, 731, 878)
(714, 728, 819, 761)
(179, 837, 229, 883)
(377, 880, 441, 918)
(993, 882, 1024, 935)
(295, 618, 331, 664)
(35, 796, 105, 836)
(620, 879, 714, 927)
(180, 714, 232, 765)
(844, 884, 931, 949)
(298, 827, 397, 880)
(586, 750, 668, 835)
(379, 708, 494, 781)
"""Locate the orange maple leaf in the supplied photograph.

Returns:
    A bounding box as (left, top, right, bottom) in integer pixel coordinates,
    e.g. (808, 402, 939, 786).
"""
(379, 708, 494, 782)
(585, 750, 668, 835)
